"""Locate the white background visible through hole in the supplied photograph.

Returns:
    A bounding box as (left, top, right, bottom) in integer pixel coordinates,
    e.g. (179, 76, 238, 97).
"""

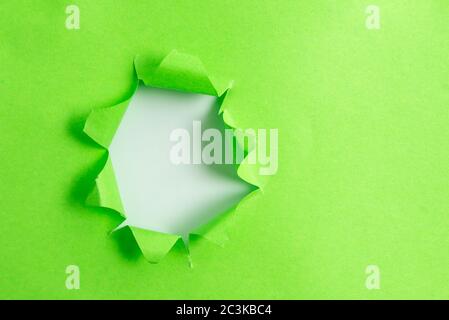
(109, 84, 254, 241)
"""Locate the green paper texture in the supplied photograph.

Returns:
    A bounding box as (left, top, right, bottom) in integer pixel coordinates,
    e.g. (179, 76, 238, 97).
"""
(1, 1, 449, 299)
(84, 50, 265, 263)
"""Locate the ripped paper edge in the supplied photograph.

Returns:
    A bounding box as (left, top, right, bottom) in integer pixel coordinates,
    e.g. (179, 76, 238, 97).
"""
(83, 49, 269, 263)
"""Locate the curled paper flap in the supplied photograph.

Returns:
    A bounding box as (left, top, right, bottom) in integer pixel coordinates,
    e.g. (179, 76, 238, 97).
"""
(134, 50, 229, 96)
(129, 226, 181, 263)
(83, 50, 269, 263)
(86, 157, 125, 216)
(84, 97, 133, 148)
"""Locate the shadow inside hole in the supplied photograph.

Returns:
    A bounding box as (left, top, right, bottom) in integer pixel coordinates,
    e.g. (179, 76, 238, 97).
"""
(109, 85, 256, 241)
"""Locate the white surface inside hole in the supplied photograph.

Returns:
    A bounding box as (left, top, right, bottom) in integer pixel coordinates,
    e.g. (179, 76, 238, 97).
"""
(109, 84, 254, 241)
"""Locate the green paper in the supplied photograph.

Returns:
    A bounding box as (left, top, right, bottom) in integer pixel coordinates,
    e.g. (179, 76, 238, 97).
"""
(135, 50, 229, 96)
(84, 97, 134, 148)
(1, 1, 449, 299)
(191, 206, 234, 247)
(85, 157, 125, 217)
(129, 227, 181, 264)
(84, 50, 264, 263)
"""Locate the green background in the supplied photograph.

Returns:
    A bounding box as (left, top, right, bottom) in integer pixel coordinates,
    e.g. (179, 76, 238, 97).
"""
(1, 0, 449, 299)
